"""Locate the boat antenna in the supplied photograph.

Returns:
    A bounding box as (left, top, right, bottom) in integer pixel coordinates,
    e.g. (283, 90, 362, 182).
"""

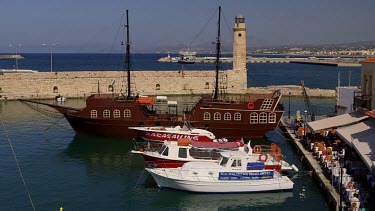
(125, 10, 131, 99)
(213, 6, 221, 100)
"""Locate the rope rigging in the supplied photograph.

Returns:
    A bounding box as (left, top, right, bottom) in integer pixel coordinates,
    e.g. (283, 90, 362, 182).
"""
(187, 8, 219, 50)
(0, 114, 36, 211)
(20, 101, 62, 119)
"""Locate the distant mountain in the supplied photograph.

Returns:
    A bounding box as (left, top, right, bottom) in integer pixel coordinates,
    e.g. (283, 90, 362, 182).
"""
(140, 40, 375, 53)
(248, 41, 375, 50)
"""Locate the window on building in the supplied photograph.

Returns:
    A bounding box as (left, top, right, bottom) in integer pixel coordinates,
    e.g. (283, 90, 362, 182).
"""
(156, 84, 160, 90)
(259, 112, 267, 123)
(204, 112, 210, 120)
(103, 109, 110, 118)
(214, 112, 221, 120)
(114, 109, 120, 118)
(124, 109, 131, 118)
(178, 148, 187, 158)
(53, 86, 58, 93)
(269, 113, 276, 123)
(224, 112, 231, 120)
(234, 112, 241, 120)
(250, 113, 258, 124)
(205, 82, 209, 89)
(108, 85, 114, 92)
(91, 110, 97, 118)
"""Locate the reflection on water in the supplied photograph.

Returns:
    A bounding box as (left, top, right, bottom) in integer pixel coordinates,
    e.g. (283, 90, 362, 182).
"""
(176, 192, 293, 210)
(64, 136, 144, 175)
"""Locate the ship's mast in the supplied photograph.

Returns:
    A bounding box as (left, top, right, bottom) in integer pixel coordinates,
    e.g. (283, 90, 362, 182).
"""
(213, 6, 221, 100)
(125, 10, 131, 99)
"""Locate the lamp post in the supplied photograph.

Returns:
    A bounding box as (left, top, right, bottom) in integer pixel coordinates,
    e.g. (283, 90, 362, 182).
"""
(9, 44, 21, 70)
(42, 43, 58, 72)
(304, 110, 307, 143)
(288, 92, 291, 119)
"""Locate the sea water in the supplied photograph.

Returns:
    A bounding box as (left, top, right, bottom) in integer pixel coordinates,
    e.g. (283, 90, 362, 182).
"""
(0, 53, 350, 210)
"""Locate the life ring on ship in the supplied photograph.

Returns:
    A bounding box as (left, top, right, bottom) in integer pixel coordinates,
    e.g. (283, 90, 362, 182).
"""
(253, 145, 262, 154)
(259, 154, 268, 162)
(247, 102, 255, 109)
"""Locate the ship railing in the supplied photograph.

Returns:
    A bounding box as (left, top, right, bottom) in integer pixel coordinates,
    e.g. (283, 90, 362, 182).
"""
(252, 144, 283, 163)
(137, 104, 155, 117)
(132, 139, 162, 152)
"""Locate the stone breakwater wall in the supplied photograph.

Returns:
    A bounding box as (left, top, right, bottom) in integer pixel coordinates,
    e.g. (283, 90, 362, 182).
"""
(0, 71, 335, 100)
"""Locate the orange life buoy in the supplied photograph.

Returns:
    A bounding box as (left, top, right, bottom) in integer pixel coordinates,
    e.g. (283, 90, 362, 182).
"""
(253, 145, 262, 154)
(259, 154, 268, 162)
(247, 102, 254, 109)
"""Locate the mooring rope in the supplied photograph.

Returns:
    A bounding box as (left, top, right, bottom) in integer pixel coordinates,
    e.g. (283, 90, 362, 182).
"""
(0, 114, 36, 211)
(20, 101, 62, 119)
(274, 127, 294, 141)
(134, 169, 146, 189)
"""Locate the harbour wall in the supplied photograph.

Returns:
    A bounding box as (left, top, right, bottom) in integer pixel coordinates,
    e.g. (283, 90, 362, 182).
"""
(0, 71, 335, 100)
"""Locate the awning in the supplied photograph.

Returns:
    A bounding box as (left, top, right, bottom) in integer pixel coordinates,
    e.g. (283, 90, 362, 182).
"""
(336, 119, 375, 171)
(306, 111, 368, 132)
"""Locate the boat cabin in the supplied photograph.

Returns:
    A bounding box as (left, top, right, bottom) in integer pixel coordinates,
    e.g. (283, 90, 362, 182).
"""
(218, 151, 265, 170)
(157, 141, 224, 160)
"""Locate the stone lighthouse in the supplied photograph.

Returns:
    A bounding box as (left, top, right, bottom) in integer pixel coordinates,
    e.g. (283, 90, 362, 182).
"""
(233, 15, 247, 73)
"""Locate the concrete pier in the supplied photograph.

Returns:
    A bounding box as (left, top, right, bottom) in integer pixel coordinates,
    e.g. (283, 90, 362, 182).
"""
(0, 55, 24, 60)
(279, 117, 344, 211)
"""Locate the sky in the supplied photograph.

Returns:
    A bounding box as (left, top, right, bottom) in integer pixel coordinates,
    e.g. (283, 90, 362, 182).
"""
(1, 0, 375, 53)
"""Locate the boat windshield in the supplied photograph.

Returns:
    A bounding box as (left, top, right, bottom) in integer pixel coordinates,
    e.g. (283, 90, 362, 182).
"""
(158, 145, 167, 155)
(219, 156, 229, 167)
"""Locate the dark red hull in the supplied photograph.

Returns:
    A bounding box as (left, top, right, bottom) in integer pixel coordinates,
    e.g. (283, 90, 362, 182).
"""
(141, 154, 188, 168)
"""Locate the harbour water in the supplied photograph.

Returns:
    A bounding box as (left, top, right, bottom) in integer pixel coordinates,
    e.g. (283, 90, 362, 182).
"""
(0, 97, 336, 211)
(0, 54, 353, 210)
(0, 53, 361, 89)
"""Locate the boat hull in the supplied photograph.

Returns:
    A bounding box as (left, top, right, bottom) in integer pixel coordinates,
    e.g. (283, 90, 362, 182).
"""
(141, 154, 197, 168)
(62, 111, 281, 139)
(146, 168, 293, 193)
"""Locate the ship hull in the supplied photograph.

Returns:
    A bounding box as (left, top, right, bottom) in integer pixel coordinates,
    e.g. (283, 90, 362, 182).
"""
(63, 112, 282, 139)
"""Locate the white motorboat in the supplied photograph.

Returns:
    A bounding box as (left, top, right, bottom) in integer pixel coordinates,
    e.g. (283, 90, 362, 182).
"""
(146, 150, 294, 193)
(55, 95, 66, 102)
(132, 138, 240, 168)
(132, 139, 297, 172)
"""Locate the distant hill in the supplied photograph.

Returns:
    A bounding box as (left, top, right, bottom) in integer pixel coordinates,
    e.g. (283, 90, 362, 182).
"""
(139, 40, 375, 53)
(248, 41, 375, 50)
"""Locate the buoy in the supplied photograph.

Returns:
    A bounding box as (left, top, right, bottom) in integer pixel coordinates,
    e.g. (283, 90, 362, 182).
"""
(259, 154, 268, 162)
(247, 102, 254, 109)
(253, 145, 262, 154)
